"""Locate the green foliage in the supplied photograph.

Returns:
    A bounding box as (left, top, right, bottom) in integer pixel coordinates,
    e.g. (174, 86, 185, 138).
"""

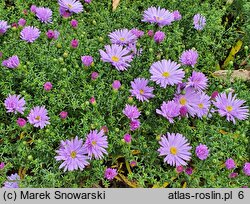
(0, 0, 249, 188)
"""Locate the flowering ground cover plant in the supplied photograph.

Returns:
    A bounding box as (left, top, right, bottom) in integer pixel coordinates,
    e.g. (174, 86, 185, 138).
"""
(0, 0, 250, 188)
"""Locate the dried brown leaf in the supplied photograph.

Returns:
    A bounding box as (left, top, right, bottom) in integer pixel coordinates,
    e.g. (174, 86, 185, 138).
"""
(112, 0, 120, 11)
(213, 69, 250, 82)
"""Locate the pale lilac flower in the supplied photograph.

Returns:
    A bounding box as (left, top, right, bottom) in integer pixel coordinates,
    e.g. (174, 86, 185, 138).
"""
(142, 7, 174, 27)
(99, 44, 133, 71)
(193, 14, 206, 30)
(225, 158, 236, 170)
(3, 173, 20, 188)
(130, 119, 140, 131)
(20, 26, 40, 43)
(81, 55, 93, 66)
(109, 29, 137, 45)
(36, 7, 52, 23)
(180, 49, 199, 67)
(123, 133, 132, 143)
(104, 168, 117, 180)
(55, 136, 89, 172)
(158, 133, 192, 166)
(130, 78, 154, 102)
(27, 106, 50, 129)
(123, 104, 140, 120)
(154, 31, 165, 43)
(213, 92, 249, 124)
(243, 162, 250, 176)
(54, 30, 60, 39)
(195, 92, 211, 118)
(83, 129, 108, 159)
(18, 18, 26, 27)
(156, 101, 180, 123)
(0, 20, 10, 35)
(187, 71, 208, 91)
(2, 55, 20, 68)
(91, 72, 99, 80)
(58, 0, 83, 14)
(60, 111, 68, 119)
(30, 5, 37, 13)
(4, 94, 26, 114)
(173, 10, 182, 21)
(150, 59, 185, 88)
(195, 144, 209, 160)
(112, 80, 121, 90)
(17, 118, 26, 127)
(43, 82, 52, 91)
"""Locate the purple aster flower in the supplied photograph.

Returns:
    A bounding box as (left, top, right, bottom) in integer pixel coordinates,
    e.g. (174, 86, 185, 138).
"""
(46, 30, 55, 39)
(2, 55, 20, 68)
(81, 55, 93, 66)
(174, 87, 200, 117)
(83, 129, 108, 159)
(4, 94, 26, 114)
(0, 162, 5, 169)
(156, 101, 180, 123)
(91, 72, 99, 80)
(99, 44, 133, 71)
(150, 59, 185, 88)
(84, 0, 92, 3)
(0, 20, 10, 35)
(130, 119, 140, 131)
(54, 30, 60, 39)
(18, 18, 26, 27)
(59, 7, 72, 18)
(211, 91, 219, 100)
(193, 13, 206, 31)
(225, 158, 236, 170)
(59, 111, 68, 119)
(123, 104, 141, 120)
(195, 144, 209, 160)
(71, 19, 78, 28)
(104, 168, 117, 180)
(55, 136, 89, 172)
(17, 118, 26, 127)
(213, 92, 249, 124)
(158, 132, 192, 166)
(147, 30, 154, 37)
(142, 7, 174, 27)
(20, 26, 40, 43)
(3, 173, 20, 188)
(243, 162, 250, 176)
(58, 0, 83, 14)
(130, 78, 154, 102)
(186, 71, 208, 91)
(35, 7, 52, 23)
(185, 167, 193, 175)
(43, 82, 53, 91)
(123, 133, 132, 143)
(180, 49, 199, 67)
(173, 10, 182, 21)
(229, 172, 238, 178)
(180, 106, 188, 117)
(27, 106, 50, 129)
(112, 80, 121, 90)
(194, 92, 211, 118)
(154, 31, 165, 43)
(30, 5, 37, 13)
(109, 29, 137, 45)
(71, 39, 79, 48)
(130, 28, 144, 38)
(176, 165, 184, 173)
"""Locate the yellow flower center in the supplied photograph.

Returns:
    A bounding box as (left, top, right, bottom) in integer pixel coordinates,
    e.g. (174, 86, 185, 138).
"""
(67, 4, 73, 9)
(156, 16, 163, 21)
(179, 97, 187, 105)
(111, 56, 119, 62)
(139, 89, 144, 94)
(91, 141, 97, 146)
(120, 37, 125, 41)
(226, 105, 233, 112)
(162, 72, 170, 78)
(70, 151, 76, 158)
(35, 116, 41, 121)
(170, 147, 178, 155)
(198, 103, 204, 109)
